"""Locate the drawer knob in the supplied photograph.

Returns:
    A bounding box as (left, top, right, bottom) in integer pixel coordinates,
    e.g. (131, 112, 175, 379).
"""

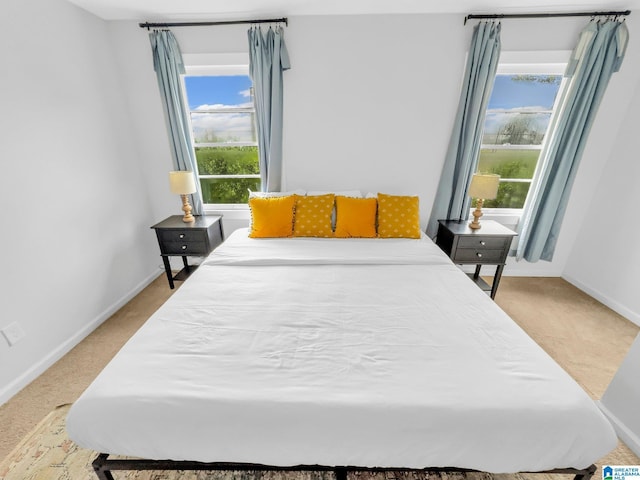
(181, 245, 187, 250)
(179, 234, 185, 239)
(476, 253, 483, 258)
(480, 241, 486, 246)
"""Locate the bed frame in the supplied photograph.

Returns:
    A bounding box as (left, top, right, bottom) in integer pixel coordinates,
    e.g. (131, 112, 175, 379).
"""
(91, 453, 597, 480)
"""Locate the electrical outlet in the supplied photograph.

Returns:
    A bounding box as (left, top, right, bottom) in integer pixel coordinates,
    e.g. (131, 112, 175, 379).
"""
(1, 322, 25, 346)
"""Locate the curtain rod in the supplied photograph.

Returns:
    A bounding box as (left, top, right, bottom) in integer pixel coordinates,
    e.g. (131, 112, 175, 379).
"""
(139, 17, 288, 29)
(464, 10, 630, 25)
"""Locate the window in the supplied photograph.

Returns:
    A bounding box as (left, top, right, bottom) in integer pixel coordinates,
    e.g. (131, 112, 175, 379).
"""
(182, 73, 260, 205)
(476, 55, 567, 211)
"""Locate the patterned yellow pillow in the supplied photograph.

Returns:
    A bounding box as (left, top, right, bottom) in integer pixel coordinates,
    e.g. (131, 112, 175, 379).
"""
(248, 195, 296, 238)
(334, 196, 377, 238)
(293, 194, 335, 237)
(377, 193, 421, 239)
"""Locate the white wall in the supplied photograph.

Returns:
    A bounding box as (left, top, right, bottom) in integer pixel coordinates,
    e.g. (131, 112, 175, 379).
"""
(563, 59, 640, 327)
(283, 14, 464, 210)
(599, 333, 640, 456)
(0, 0, 160, 404)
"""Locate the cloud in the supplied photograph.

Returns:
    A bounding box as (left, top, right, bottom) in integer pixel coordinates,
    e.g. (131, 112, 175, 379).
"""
(483, 109, 551, 137)
(191, 111, 255, 143)
(487, 106, 550, 114)
(194, 102, 253, 110)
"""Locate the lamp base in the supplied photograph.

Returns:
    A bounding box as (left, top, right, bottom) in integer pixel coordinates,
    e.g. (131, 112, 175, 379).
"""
(469, 199, 484, 230)
(180, 194, 195, 223)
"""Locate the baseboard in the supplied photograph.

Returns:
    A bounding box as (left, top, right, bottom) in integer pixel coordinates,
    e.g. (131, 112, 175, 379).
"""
(0, 269, 161, 406)
(597, 400, 640, 457)
(563, 274, 640, 327)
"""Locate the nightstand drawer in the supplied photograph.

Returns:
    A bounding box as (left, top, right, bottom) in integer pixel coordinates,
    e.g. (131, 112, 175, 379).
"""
(151, 215, 224, 289)
(452, 248, 506, 264)
(160, 241, 208, 255)
(457, 236, 508, 249)
(158, 230, 205, 243)
(436, 220, 517, 299)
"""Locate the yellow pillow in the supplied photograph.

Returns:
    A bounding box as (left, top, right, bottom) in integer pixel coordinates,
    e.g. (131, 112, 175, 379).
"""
(334, 196, 377, 238)
(293, 194, 335, 238)
(377, 193, 421, 239)
(248, 195, 296, 238)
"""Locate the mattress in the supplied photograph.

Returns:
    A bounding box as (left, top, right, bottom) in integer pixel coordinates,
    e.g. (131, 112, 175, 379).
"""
(66, 228, 617, 473)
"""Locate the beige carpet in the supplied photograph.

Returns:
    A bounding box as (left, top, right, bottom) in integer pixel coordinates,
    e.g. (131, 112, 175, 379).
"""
(1, 275, 639, 479)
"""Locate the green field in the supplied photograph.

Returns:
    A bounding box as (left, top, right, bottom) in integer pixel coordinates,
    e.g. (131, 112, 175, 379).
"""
(476, 148, 540, 208)
(195, 146, 260, 204)
(196, 146, 259, 175)
(478, 149, 539, 179)
(199, 177, 261, 204)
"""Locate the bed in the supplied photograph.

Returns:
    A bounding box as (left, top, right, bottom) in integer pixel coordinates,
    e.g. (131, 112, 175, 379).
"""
(66, 227, 617, 480)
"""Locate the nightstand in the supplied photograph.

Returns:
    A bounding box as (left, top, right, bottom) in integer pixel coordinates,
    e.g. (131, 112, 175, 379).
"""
(151, 215, 224, 289)
(435, 219, 517, 299)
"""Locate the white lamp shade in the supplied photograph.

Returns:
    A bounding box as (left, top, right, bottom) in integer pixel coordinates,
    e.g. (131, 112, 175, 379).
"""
(468, 173, 500, 200)
(169, 171, 196, 195)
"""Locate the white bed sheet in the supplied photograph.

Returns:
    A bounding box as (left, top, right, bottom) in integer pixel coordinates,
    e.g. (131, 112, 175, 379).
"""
(66, 229, 617, 472)
(201, 230, 453, 266)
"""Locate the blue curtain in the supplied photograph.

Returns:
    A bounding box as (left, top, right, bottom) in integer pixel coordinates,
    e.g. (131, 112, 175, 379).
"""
(516, 19, 628, 262)
(248, 26, 291, 193)
(149, 30, 203, 215)
(426, 22, 501, 238)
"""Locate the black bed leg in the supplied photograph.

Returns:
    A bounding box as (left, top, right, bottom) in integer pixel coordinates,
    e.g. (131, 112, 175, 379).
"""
(92, 453, 115, 480)
(335, 466, 348, 480)
(573, 464, 597, 480)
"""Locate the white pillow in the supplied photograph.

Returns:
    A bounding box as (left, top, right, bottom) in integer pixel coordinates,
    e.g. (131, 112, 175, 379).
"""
(248, 189, 306, 198)
(307, 190, 361, 198)
(365, 192, 420, 198)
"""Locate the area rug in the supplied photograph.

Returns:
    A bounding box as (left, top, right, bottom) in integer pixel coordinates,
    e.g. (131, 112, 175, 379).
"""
(1, 404, 631, 480)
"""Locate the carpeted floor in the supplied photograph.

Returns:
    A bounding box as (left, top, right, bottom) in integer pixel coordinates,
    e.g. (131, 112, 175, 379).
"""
(0, 275, 639, 479)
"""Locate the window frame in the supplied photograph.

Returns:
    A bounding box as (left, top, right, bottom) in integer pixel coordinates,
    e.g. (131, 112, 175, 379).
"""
(181, 53, 259, 209)
(477, 51, 570, 222)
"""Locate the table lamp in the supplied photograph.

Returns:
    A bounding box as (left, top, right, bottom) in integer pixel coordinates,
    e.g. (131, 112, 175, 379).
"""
(169, 171, 196, 223)
(468, 173, 500, 230)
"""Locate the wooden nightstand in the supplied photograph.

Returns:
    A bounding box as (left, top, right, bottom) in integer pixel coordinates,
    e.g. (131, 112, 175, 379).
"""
(151, 215, 224, 289)
(435, 219, 517, 299)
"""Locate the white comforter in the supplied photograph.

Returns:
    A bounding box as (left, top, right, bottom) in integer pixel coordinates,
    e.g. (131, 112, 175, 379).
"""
(66, 229, 616, 472)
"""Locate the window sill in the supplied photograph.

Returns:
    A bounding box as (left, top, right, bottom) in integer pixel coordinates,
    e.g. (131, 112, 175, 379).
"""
(475, 209, 522, 230)
(203, 205, 250, 220)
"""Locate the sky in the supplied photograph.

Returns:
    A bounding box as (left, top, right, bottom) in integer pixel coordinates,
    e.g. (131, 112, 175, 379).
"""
(184, 75, 253, 109)
(183, 75, 255, 143)
(488, 74, 562, 110)
(483, 74, 563, 138)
